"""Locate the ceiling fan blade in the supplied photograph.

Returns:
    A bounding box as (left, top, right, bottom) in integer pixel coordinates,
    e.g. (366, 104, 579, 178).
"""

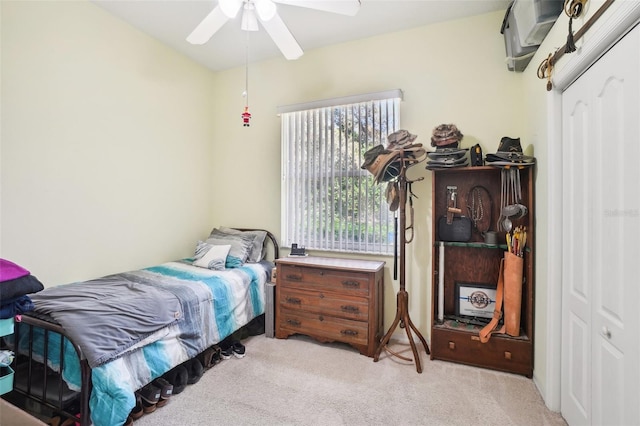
(259, 14, 304, 60)
(272, 0, 360, 16)
(186, 6, 230, 45)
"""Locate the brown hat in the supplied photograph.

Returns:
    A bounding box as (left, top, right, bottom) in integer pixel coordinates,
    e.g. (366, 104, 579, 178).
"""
(372, 151, 402, 183)
(386, 130, 418, 150)
(361, 145, 402, 183)
(431, 124, 463, 147)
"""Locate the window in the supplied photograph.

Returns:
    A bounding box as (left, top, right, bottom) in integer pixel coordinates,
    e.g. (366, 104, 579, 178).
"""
(279, 90, 402, 255)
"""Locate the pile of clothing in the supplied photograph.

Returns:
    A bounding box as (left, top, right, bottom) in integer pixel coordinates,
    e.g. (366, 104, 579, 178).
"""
(426, 124, 469, 170)
(0, 259, 44, 319)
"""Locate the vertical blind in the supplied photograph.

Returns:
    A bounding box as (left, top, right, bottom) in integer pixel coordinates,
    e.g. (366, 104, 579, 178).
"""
(280, 91, 402, 255)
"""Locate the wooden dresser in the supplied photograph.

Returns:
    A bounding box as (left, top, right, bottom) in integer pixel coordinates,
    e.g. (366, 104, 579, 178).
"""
(275, 256, 384, 357)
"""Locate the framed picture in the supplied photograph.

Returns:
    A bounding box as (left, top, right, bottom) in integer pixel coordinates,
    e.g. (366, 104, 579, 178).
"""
(455, 282, 497, 319)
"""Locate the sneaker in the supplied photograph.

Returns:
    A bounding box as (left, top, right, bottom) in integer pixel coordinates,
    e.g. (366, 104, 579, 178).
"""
(138, 383, 161, 405)
(220, 344, 234, 360)
(137, 383, 161, 414)
(232, 341, 246, 359)
(152, 377, 173, 407)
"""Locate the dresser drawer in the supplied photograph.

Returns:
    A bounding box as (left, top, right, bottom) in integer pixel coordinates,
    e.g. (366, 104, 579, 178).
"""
(278, 264, 370, 296)
(430, 327, 532, 377)
(279, 287, 369, 321)
(278, 308, 368, 346)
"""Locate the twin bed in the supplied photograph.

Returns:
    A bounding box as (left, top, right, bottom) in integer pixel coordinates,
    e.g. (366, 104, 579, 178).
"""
(11, 228, 278, 426)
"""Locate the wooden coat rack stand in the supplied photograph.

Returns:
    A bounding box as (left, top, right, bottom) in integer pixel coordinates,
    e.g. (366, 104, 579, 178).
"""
(373, 153, 430, 373)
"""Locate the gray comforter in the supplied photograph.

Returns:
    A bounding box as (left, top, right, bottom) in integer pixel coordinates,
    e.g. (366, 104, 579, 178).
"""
(30, 273, 183, 368)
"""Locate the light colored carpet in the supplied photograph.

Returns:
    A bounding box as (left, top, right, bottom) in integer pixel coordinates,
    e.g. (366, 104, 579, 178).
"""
(133, 335, 567, 426)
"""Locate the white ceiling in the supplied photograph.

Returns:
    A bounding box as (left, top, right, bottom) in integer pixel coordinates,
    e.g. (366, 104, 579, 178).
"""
(92, 0, 511, 72)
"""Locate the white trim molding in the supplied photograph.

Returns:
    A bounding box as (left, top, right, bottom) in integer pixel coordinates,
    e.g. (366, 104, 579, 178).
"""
(276, 89, 403, 114)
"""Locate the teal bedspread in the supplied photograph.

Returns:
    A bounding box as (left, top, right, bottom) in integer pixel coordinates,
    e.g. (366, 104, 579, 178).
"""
(18, 259, 268, 426)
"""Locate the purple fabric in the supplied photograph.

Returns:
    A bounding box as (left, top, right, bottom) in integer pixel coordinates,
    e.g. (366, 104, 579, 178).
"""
(0, 259, 30, 282)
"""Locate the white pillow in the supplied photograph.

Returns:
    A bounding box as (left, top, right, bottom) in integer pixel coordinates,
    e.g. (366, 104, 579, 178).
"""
(193, 242, 231, 270)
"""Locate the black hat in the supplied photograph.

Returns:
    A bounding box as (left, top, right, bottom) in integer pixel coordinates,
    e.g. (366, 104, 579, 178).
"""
(425, 146, 468, 170)
(427, 147, 468, 160)
(486, 137, 535, 167)
(425, 157, 469, 170)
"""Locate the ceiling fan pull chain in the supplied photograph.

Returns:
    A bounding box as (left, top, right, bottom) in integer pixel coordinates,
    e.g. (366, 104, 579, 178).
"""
(242, 31, 252, 127)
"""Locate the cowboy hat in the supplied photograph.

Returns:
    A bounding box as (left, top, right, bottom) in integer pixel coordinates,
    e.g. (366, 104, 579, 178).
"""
(386, 129, 418, 150)
(431, 124, 463, 148)
(361, 146, 402, 183)
(485, 137, 535, 167)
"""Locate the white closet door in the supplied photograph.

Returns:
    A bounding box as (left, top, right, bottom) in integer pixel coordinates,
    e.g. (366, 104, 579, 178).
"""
(561, 23, 640, 426)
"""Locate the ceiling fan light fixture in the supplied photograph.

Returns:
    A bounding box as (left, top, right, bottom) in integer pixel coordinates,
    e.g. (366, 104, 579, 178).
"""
(241, 4, 260, 31)
(255, 0, 277, 21)
(190, 0, 360, 61)
(219, 0, 243, 18)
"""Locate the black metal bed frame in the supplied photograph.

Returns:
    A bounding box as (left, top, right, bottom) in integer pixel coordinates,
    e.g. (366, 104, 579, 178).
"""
(13, 314, 92, 425)
(10, 229, 279, 426)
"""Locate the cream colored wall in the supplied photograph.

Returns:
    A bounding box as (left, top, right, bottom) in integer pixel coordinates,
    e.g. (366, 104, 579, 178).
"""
(1, 0, 556, 401)
(210, 10, 524, 347)
(0, 0, 217, 286)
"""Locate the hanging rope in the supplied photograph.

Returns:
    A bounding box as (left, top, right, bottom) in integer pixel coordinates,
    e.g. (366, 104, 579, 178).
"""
(245, 30, 250, 109)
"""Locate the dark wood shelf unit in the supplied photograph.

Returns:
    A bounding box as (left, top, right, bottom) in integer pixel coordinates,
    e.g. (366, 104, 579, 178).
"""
(430, 166, 534, 377)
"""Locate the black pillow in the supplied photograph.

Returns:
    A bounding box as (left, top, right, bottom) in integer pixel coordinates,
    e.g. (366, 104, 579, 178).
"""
(0, 274, 45, 300)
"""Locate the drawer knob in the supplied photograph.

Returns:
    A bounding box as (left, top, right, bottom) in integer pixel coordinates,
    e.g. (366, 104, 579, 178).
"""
(341, 305, 360, 314)
(286, 319, 301, 327)
(341, 329, 358, 336)
(285, 297, 302, 305)
(286, 274, 302, 281)
(342, 280, 360, 288)
(504, 351, 512, 360)
(448, 341, 456, 350)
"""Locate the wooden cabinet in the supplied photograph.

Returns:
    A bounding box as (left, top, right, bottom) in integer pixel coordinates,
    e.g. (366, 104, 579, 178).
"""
(275, 256, 384, 357)
(430, 166, 534, 377)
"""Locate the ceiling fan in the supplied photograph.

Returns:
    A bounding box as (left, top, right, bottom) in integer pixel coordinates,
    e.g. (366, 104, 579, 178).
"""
(187, 0, 361, 60)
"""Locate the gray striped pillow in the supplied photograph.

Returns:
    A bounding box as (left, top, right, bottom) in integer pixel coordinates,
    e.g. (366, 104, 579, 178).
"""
(206, 231, 254, 268)
(217, 227, 268, 263)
